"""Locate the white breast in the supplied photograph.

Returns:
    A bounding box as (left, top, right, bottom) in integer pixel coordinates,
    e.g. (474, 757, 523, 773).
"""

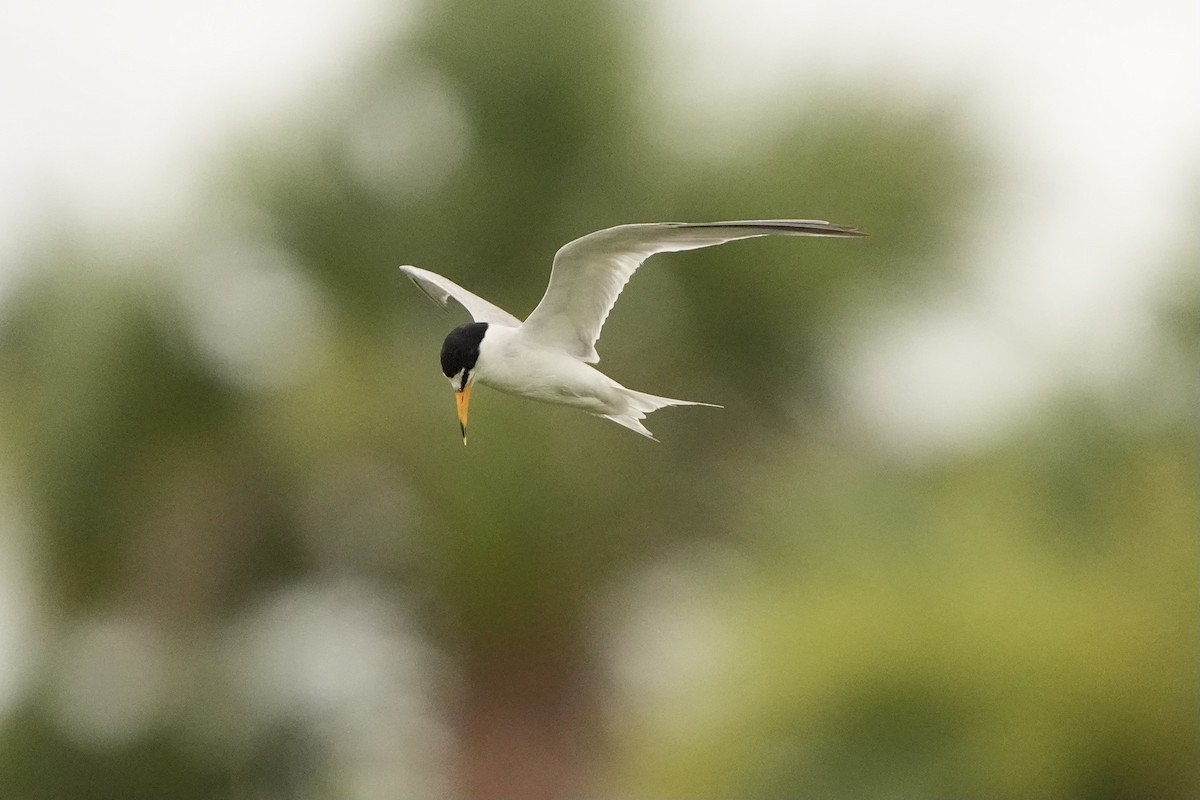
(472, 325, 623, 413)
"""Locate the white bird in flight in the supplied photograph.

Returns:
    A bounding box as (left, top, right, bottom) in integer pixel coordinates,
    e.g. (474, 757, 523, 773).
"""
(400, 219, 865, 443)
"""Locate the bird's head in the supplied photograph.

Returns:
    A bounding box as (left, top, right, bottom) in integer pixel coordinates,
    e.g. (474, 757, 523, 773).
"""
(440, 321, 488, 445)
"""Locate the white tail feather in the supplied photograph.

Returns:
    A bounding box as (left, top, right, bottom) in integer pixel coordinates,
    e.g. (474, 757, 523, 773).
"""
(601, 388, 721, 440)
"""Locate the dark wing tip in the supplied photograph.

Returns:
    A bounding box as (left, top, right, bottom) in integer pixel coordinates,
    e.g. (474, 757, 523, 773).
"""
(675, 219, 869, 238)
(740, 220, 869, 238)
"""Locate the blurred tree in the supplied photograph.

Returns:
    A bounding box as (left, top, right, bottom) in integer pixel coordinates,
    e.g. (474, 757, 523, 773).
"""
(607, 394, 1199, 798)
(202, 1, 981, 796)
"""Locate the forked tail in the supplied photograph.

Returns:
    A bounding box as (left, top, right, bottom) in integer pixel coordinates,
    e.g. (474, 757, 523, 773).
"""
(602, 388, 722, 441)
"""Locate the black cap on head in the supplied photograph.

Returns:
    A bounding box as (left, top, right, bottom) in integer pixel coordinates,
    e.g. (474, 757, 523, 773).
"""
(440, 322, 488, 380)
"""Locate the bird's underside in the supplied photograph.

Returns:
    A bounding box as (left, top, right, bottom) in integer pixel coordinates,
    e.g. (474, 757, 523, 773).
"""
(467, 323, 719, 440)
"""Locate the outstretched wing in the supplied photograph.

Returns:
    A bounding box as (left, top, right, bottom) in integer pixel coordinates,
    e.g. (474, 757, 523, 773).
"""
(399, 265, 522, 328)
(518, 219, 865, 363)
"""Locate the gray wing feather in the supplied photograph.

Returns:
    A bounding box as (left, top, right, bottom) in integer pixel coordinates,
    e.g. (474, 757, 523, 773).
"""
(518, 219, 865, 362)
(399, 265, 522, 327)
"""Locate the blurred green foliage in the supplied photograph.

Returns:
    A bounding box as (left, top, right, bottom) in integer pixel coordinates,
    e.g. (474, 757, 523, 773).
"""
(611, 407, 1199, 799)
(0, 0, 1195, 798)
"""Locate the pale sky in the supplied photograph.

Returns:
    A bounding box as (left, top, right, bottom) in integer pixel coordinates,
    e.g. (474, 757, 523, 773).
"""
(0, 0, 1196, 454)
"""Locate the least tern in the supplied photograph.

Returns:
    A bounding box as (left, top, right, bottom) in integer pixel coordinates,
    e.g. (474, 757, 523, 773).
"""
(401, 219, 865, 443)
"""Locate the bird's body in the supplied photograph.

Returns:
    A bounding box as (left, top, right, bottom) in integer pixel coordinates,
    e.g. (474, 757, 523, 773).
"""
(401, 219, 865, 442)
(473, 324, 615, 411)
(470, 323, 714, 437)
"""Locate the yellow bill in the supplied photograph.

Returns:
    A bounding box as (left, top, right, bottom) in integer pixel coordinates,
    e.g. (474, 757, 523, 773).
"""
(454, 383, 473, 445)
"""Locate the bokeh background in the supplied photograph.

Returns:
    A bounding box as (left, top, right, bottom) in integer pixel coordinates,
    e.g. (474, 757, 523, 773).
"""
(1, 0, 1197, 797)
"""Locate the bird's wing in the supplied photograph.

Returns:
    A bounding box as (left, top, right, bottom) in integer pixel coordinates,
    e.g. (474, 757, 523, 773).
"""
(518, 219, 865, 362)
(399, 265, 522, 327)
